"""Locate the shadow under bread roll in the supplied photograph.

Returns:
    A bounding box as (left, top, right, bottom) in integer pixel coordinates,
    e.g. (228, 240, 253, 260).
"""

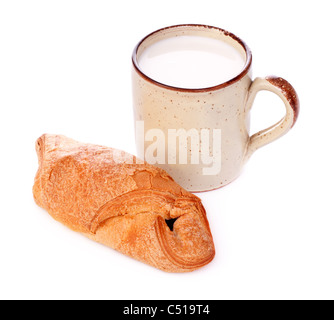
(33, 134, 215, 272)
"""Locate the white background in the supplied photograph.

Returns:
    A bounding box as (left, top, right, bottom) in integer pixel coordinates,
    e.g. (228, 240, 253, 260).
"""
(0, 0, 333, 300)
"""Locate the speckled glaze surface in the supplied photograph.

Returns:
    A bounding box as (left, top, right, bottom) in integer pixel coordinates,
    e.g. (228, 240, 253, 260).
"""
(132, 25, 299, 192)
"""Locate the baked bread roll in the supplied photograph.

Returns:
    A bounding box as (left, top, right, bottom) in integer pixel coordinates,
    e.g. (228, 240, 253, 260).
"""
(33, 134, 215, 272)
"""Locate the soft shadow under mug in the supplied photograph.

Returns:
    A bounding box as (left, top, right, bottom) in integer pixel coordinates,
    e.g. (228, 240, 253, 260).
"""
(132, 24, 299, 192)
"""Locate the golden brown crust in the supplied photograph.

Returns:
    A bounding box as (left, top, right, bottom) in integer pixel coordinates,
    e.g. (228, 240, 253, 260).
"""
(33, 134, 215, 272)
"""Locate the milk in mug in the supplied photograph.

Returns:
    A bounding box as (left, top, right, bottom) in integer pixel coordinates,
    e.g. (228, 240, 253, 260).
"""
(138, 35, 246, 89)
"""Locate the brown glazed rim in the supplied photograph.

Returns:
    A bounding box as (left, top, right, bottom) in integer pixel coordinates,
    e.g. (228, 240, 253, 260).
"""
(132, 24, 253, 92)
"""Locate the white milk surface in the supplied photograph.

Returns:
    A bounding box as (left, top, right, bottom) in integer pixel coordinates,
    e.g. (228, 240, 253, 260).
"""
(139, 35, 246, 89)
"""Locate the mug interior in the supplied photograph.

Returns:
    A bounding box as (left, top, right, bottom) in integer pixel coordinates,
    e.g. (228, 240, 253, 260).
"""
(132, 24, 252, 92)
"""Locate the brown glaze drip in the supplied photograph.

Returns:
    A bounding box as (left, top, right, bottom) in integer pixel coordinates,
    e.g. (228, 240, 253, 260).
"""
(266, 76, 300, 127)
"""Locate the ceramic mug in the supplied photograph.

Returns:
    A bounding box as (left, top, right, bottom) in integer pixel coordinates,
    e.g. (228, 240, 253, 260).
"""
(132, 24, 299, 192)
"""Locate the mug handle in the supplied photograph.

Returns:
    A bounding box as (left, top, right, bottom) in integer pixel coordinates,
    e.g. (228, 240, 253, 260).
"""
(245, 76, 300, 160)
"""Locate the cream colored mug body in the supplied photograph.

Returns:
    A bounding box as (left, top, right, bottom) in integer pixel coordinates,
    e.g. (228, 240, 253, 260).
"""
(132, 25, 299, 192)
